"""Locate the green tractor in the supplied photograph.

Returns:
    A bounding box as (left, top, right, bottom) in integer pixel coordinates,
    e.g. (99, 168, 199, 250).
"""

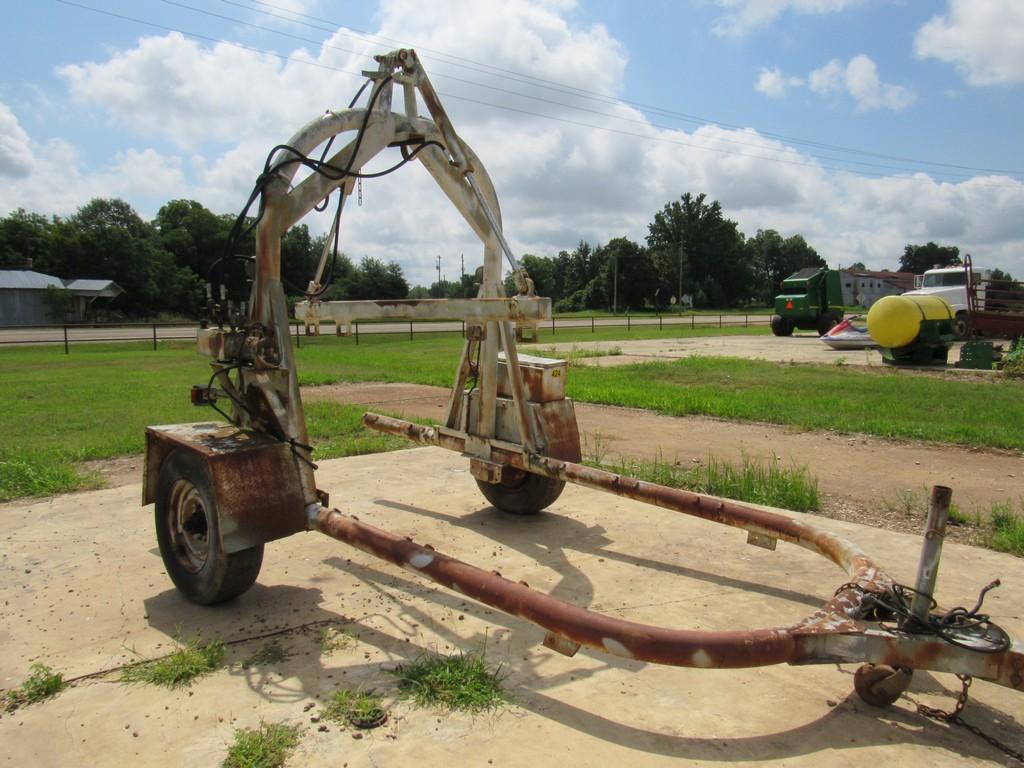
(771, 268, 844, 337)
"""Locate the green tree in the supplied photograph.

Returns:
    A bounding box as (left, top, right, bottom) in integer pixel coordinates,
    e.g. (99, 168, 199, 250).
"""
(646, 193, 748, 308)
(62, 198, 201, 317)
(900, 242, 961, 274)
(348, 256, 408, 299)
(153, 199, 226, 280)
(0, 208, 52, 269)
(599, 237, 655, 312)
(746, 230, 825, 305)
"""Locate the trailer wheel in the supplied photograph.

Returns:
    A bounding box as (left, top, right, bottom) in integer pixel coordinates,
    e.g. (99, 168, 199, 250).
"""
(476, 469, 565, 515)
(770, 315, 793, 337)
(953, 311, 969, 340)
(155, 449, 263, 605)
(853, 663, 913, 707)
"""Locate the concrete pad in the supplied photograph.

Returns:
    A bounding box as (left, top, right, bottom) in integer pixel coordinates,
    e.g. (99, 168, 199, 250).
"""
(1, 447, 1021, 766)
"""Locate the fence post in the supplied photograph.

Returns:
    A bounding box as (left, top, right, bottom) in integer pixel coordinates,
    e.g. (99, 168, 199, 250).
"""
(63, 325, 69, 355)
(745, 314, 748, 327)
(591, 316, 594, 333)
(152, 323, 157, 351)
(355, 321, 359, 345)
(409, 320, 414, 341)
(627, 313, 630, 332)
(552, 315, 555, 335)
(659, 314, 662, 330)
(719, 315, 722, 328)
(691, 315, 695, 330)
(462, 321, 465, 339)
(295, 321, 300, 348)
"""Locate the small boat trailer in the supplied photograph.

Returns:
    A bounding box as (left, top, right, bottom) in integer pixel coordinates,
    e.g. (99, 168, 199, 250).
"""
(144, 49, 1023, 724)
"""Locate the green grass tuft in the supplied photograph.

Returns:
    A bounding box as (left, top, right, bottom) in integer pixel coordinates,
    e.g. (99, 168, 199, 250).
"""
(322, 688, 387, 728)
(595, 452, 819, 513)
(989, 503, 1024, 556)
(0, 453, 94, 502)
(223, 722, 301, 768)
(120, 639, 225, 688)
(392, 651, 508, 712)
(2, 663, 66, 711)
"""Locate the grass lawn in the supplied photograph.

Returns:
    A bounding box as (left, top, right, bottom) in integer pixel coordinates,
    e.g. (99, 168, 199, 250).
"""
(1, 326, 1022, 501)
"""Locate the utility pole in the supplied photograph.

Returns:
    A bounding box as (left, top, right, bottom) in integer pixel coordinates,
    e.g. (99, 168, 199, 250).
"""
(436, 254, 441, 286)
(678, 240, 684, 315)
(613, 253, 618, 315)
(460, 253, 465, 297)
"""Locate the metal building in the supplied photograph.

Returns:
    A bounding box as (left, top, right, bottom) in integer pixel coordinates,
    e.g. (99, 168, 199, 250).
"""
(0, 270, 124, 325)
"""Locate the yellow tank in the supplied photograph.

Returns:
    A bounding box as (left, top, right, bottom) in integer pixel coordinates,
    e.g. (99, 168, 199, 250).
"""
(867, 294, 954, 348)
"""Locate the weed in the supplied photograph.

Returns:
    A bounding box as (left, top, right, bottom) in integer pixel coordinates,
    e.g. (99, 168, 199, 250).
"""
(1003, 338, 1024, 378)
(120, 638, 225, 688)
(223, 722, 300, 768)
(988, 503, 1024, 556)
(392, 651, 508, 712)
(581, 431, 613, 466)
(316, 625, 356, 655)
(834, 356, 847, 367)
(2, 663, 65, 712)
(242, 640, 290, 669)
(322, 688, 387, 728)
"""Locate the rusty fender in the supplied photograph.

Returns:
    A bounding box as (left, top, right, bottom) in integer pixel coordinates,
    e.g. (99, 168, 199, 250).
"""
(355, 412, 1024, 689)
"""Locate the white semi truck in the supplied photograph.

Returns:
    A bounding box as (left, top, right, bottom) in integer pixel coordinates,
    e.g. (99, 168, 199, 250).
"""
(903, 264, 988, 338)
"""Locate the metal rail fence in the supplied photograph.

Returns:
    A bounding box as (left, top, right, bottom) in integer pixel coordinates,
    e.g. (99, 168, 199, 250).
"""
(0, 313, 772, 354)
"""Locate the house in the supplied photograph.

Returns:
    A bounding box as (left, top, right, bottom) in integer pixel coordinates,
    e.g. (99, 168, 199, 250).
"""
(0, 270, 124, 325)
(839, 269, 916, 308)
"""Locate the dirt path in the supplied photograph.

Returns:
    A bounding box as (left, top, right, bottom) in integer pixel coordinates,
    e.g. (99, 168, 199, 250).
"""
(302, 382, 1022, 544)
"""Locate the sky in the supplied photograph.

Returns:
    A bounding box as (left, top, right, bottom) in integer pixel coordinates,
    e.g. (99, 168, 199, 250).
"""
(1, 0, 1023, 286)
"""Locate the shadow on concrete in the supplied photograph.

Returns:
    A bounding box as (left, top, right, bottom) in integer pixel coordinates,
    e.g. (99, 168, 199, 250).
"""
(376, 498, 823, 610)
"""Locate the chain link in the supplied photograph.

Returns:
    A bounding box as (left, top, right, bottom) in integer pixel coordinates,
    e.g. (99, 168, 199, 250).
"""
(917, 675, 1024, 763)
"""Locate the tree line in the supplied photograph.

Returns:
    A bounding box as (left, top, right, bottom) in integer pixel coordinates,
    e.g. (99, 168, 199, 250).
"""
(0, 198, 410, 318)
(1, 193, 990, 319)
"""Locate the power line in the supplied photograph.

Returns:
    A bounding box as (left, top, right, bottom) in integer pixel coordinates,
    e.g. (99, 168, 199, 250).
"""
(167, 0, 989, 179)
(223, 0, 1024, 177)
(54, 0, 1023, 188)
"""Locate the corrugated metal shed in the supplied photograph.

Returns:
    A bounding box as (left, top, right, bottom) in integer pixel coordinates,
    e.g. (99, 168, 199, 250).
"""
(0, 270, 125, 325)
(0, 270, 65, 290)
(63, 279, 124, 297)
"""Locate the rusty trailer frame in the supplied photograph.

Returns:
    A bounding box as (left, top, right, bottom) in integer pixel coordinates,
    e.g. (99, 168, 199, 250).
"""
(144, 46, 1023, 722)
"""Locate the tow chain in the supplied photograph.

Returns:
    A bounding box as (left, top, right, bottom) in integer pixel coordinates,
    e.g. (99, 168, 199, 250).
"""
(917, 674, 1024, 763)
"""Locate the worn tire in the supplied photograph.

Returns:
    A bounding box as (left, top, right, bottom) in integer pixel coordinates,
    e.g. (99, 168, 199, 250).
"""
(770, 315, 793, 337)
(476, 469, 566, 515)
(155, 449, 263, 605)
(953, 311, 970, 340)
(853, 664, 913, 707)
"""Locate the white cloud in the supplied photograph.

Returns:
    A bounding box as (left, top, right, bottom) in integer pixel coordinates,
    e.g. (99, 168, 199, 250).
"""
(915, 0, 1024, 86)
(713, 0, 862, 36)
(803, 55, 914, 110)
(808, 59, 843, 95)
(0, 103, 34, 178)
(755, 67, 804, 98)
(1, 0, 1021, 282)
(844, 54, 915, 111)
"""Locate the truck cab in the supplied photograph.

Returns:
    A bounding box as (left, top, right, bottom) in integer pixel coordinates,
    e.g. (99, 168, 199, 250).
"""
(904, 265, 987, 338)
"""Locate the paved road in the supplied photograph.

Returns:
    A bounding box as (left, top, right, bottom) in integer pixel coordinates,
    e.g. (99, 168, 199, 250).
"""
(0, 313, 771, 346)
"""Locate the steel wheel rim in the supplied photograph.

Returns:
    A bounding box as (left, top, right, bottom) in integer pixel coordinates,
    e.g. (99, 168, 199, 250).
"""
(168, 479, 210, 573)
